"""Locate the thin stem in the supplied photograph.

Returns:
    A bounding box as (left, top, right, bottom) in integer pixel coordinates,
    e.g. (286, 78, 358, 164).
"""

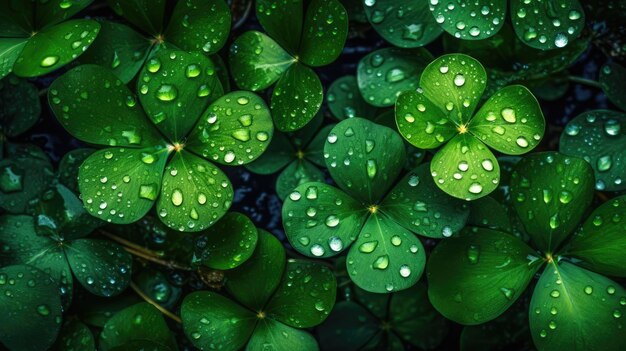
(38, 88, 48, 98)
(568, 76, 603, 89)
(130, 281, 182, 323)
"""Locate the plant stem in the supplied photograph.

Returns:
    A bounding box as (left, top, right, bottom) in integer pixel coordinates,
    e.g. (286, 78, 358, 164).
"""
(130, 281, 182, 323)
(568, 76, 603, 89)
(38, 88, 48, 97)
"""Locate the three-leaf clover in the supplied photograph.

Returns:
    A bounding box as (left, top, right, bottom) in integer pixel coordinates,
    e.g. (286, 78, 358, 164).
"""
(229, 0, 348, 131)
(181, 230, 337, 351)
(0, 0, 100, 78)
(48, 49, 274, 232)
(81, 0, 231, 83)
(429, 0, 585, 50)
(283, 117, 468, 293)
(246, 114, 333, 200)
(427, 152, 626, 350)
(395, 53, 545, 200)
(0, 183, 132, 304)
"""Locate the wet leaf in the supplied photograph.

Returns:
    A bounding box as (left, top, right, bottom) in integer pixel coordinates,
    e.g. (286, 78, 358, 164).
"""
(427, 228, 542, 325)
(256, 0, 303, 54)
(248, 319, 318, 351)
(364, 0, 443, 48)
(276, 159, 325, 201)
(156, 150, 233, 232)
(36, 0, 95, 29)
(245, 132, 295, 174)
(53, 319, 95, 351)
(510, 152, 594, 253)
(316, 301, 380, 351)
(468, 196, 512, 232)
(327, 75, 377, 120)
(357, 47, 433, 107)
(134, 268, 182, 310)
(600, 62, 626, 111)
(106, 0, 166, 35)
(193, 212, 258, 270)
(57, 148, 95, 193)
(0, 39, 27, 79)
(271, 63, 323, 132)
(529, 262, 626, 350)
(429, 0, 506, 40)
(0, 75, 40, 138)
(559, 110, 626, 192)
(298, 0, 348, 67)
(0, 265, 63, 351)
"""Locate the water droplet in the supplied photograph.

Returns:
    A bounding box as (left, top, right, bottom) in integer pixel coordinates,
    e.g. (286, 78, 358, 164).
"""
(310, 244, 325, 257)
(399, 265, 411, 277)
(156, 85, 178, 101)
(171, 189, 183, 206)
(373, 255, 389, 270)
(40, 56, 59, 68)
(359, 241, 378, 253)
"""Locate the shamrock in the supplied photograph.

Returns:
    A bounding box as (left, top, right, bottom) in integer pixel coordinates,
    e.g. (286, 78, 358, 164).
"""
(283, 118, 468, 293)
(0, 183, 132, 303)
(427, 152, 626, 351)
(0, 0, 100, 78)
(48, 49, 274, 232)
(429, 0, 585, 50)
(0, 75, 40, 155)
(229, 0, 348, 131)
(318, 282, 448, 350)
(246, 114, 333, 200)
(80, 0, 231, 83)
(395, 53, 545, 200)
(181, 230, 337, 351)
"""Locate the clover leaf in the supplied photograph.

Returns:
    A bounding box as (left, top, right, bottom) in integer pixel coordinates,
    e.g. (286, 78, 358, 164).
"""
(560, 110, 625, 192)
(396, 53, 545, 200)
(429, 0, 585, 50)
(427, 152, 626, 351)
(82, 0, 231, 83)
(181, 230, 336, 351)
(49, 49, 274, 232)
(327, 75, 377, 120)
(283, 118, 468, 293)
(0, 264, 63, 351)
(229, 0, 348, 131)
(0, 184, 132, 302)
(600, 62, 626, 111)
(247, 114, 332, 200)
(0, 0, 100, 78)
(53, 319, 95, 351)
(0, 75, 40, 154)
(363, 0, 443, 48)
(317, 282, 448, 350)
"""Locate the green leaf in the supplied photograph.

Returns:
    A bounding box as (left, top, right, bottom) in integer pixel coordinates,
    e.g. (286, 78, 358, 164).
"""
(395, 88, 457, 149)
(529, 262, 626, 350)
(357, 47, 433, 107)
(600, 62, 626, 111)
(380, 163, 470, 238)
(137, 49, 223, 141)
(78, 146, 168, 224)
(100, 302, 177, 351)
(229, 31, 296, 91)
(265, 259, 337, 328)
(565, 195, 626, 277)
(283, 182, 366, 258)
(35, 0, 95, 29)
(470, 85, 544, 154)
(298, 0, 348, 67)
(304, 123, 334, 167)
(468, 196, 512, 232)
(430, 133, 500, 200)
(134, 268, 182, 309)
(193, 212, 258, 270)
(53, 319, 95, 351)
(271, 63, 323, 132)
(78, 20, 152, 84)
(0, 145, 55, 213)
(559, 110, 626, 192)
(156, 150, 233, 232)
(324, 118, 406, 204)
(186, 91, 274, 166)
(364, 0, 442, 48)
(0, 75, 40, 137)
(420, 53, 487, 126)
(181, 291, 256, 351)
(77, 293, 141, 328)
(49, 64, 162, 148)
(58, 148, 94, 193)
(13, 20, 100, 78)
(248, 320, 318, 351)
(511, 0, 585, 50)
(165, 0, 231, 55)
(510, 152, 594, 253)
(211, 54, 231, 93)
(429, 0, 506, 40)
(317, 301, 379, 351)
(427, 228, 542, 325)
(245, 132, 295, 174)
(256, 0, 302, 54)
(0, 1, 32, 37)
(65, 239, 132, 297)
(0, 39, 27, 79)
(347, 213, 426, 293)
(327, 75, 377, 120)
(107, 0, 166, 35)
(225, 229, 286, 311)
(0, 265, 63, 351)
(276, 159, 325, 201)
